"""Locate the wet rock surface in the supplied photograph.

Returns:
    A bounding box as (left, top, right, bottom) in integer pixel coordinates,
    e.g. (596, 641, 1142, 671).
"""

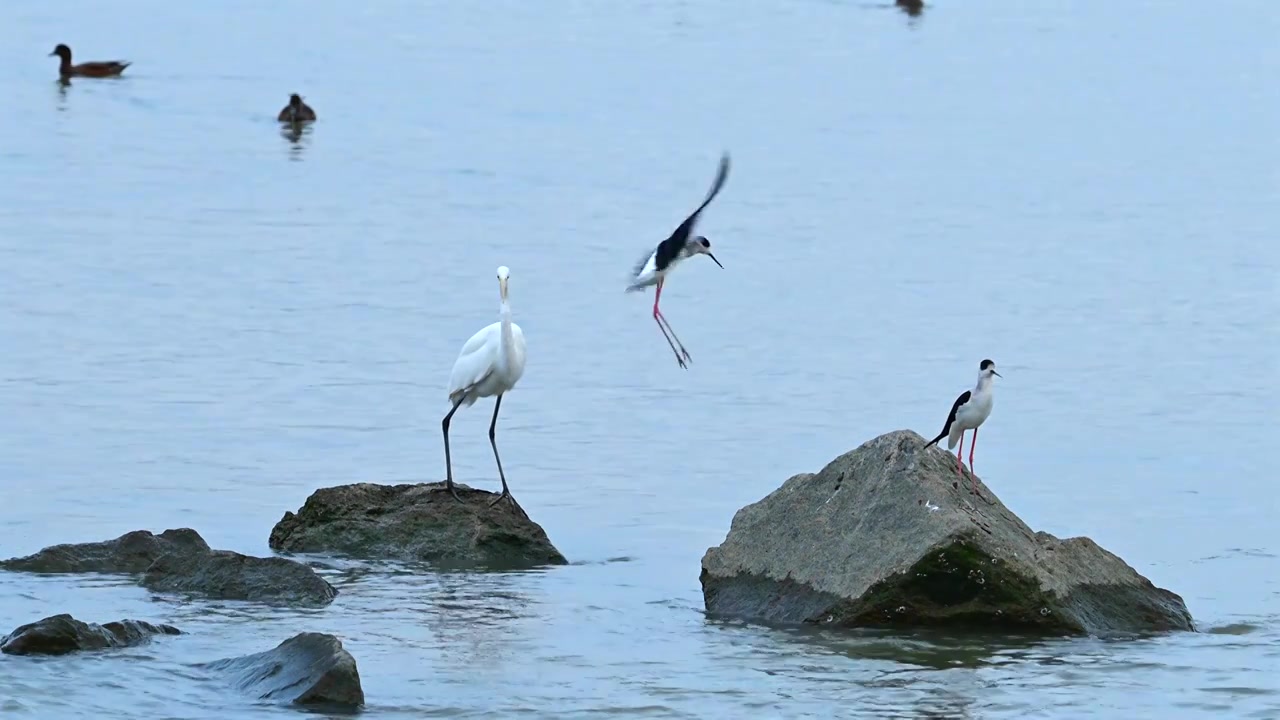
(203, 632, 364, 707)
(701, 430, 1195, 635)
(1, 614, 181, 656)
(0, 529, 209, 574)
(269, 482, 567, 568)
(141, 550, 337, 607)
(3, 528, 335, 607)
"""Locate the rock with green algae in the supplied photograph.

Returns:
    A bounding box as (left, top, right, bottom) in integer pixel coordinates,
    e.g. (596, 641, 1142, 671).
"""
(700, 430, 1194, 636)
(269, 482, 567, 569)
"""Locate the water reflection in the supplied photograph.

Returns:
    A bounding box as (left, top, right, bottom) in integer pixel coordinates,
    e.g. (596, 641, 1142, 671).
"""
(280, 122, 312, 160)
(411, 570, 545, 671)
(758, 621, 1055, 670)
(54, 79, 70, 110)
(905, 690, 976, 720)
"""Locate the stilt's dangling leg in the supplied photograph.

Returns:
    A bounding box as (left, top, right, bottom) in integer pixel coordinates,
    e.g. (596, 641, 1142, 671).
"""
(652, 280, 688, 368)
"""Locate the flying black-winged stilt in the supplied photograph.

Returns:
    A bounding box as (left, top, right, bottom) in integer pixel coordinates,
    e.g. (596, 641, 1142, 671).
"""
(626, 152, 729, 369)
(442, 266, 527, 513)
(923, 359, 1001, 494)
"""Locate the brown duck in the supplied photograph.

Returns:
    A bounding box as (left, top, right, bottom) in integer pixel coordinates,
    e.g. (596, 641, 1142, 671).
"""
(277, 94, 317, 123)
(50, 44, 130, 78)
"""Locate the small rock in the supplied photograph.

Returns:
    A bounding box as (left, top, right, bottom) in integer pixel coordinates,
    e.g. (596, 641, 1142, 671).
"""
(0, 529, 209, 574)
(141, 551, 336, 608)
(269, 482, 567, 568)
(700, 430, 1195, 635)
(2, 614, 181, 656)
(204, 632, 364, 707)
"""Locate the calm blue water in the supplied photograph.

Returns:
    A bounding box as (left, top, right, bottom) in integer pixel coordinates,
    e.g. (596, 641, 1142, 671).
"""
(1, 1, 1277, 717)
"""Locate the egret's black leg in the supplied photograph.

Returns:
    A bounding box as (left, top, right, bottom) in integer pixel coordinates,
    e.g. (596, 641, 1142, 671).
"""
(442, 399, 464, 502)
(486, 395, 510, 499)
(485, 395, 527, 517)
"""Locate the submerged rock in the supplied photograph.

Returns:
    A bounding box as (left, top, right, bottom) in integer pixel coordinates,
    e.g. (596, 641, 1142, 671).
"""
(1, 614, 180, 656)
(0, 528, 209, 574)
(269, 482, 567, 568)
(204, 632, 364, 707)
(700, 430, 1195, 636)
(1, 528, 334, 607)
(141, 550, 336, 607)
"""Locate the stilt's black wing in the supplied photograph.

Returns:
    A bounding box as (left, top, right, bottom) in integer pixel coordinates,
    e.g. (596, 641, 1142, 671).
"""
(652, 152, 731, 272)
(924, 390, 971, 447)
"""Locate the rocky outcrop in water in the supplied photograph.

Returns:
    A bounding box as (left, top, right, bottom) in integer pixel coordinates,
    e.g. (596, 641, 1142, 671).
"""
(2, 528, 335, 608)
(1, 614, 181, 656)
(0, 528, 209, 573)
(203, 632, 364, 707)
(141, 549, 337, 607)
(269, 482, 567, 568)
(700, 430, 1195, 636)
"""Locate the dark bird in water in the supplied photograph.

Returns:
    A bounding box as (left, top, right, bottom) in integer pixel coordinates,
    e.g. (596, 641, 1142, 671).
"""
(277, 94, 317, 123)
(895, 0, 925, 18)
(50, 44, 130, 78)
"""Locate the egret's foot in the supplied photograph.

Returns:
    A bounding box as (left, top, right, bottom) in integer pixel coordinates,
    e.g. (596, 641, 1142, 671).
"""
(488, 489, 529, 519)
(446, 482, 464, 503)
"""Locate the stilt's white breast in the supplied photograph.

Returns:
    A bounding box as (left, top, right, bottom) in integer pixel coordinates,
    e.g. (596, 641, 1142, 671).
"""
(627, 247, 664, 291)
(955, 391, 993, 430)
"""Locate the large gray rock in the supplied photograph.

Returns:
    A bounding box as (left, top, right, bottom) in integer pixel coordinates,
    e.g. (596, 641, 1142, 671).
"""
(700, 430, 1195, 636)
(269, 482, 567, 568)
(1, 614, 181, 656)
(141, 550, 336, 608)
(203, 632, 364, 707)
(0, 529, 209, 573)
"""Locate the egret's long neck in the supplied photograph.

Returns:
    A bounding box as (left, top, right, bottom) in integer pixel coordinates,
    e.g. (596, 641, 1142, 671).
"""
(498, 298, 516, 368)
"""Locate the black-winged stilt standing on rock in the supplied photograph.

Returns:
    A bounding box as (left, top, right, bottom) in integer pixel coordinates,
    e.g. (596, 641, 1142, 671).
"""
(923, 359, 1001, 494)
(626, 152, 729, 369)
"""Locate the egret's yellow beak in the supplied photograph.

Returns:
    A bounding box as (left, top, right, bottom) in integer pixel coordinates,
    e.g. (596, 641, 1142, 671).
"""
(499, 276, 509, 301)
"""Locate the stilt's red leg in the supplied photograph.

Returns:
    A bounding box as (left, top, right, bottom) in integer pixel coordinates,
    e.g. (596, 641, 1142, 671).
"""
(969, 428, 979, 494)
(651, 279, 686, 368)
(955, 431, 965, 477)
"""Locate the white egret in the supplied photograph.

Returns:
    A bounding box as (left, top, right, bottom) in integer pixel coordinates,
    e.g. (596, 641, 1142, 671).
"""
(923, 359, 1002, 494)
(442, 266, 527, 509)
(625, 152, 729, 369)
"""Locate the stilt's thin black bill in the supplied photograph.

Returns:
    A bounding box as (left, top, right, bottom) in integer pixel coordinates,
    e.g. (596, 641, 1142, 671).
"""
(708, 253, 724, 269)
